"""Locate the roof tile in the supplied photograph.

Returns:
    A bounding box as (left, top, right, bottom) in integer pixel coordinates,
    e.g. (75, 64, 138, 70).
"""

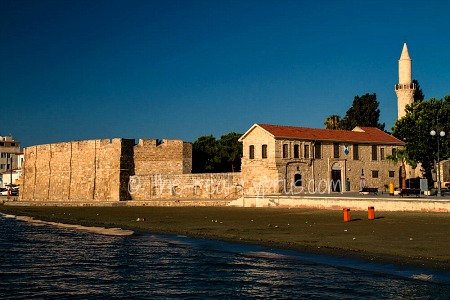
(257, 124, 404, 145)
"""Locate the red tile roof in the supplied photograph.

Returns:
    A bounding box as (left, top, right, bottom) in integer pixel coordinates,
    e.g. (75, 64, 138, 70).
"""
(256, 124, 404, 145)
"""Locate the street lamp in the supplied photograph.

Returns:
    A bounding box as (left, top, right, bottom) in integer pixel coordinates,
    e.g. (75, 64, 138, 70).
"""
(430, 129, 445, 196)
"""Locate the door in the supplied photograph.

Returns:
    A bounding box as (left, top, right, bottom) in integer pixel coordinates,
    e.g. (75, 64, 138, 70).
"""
(331, 170, 342, 192)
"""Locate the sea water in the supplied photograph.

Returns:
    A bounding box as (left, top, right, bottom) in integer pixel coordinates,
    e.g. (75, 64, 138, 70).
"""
(0, 213, 449, 299)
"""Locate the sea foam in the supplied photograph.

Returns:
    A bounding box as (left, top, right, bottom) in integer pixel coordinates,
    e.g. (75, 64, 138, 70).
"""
(0, 212, 134, 236)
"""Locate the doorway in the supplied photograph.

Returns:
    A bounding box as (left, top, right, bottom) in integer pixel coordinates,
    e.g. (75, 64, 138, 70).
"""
(331, 163, 342, 192)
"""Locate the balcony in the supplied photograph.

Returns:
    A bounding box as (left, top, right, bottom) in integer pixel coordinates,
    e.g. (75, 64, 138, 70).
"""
(395, 83, 416, 90)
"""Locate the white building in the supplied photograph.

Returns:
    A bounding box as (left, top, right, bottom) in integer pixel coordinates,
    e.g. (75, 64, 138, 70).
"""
(0, 134, 22, 188)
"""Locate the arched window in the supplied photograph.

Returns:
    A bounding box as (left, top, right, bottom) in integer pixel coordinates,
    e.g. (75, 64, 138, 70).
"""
(294, 174, 302, 187)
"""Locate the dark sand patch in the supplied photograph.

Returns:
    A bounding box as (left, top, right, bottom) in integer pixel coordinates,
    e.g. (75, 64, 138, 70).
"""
(1, 206, 449, 271)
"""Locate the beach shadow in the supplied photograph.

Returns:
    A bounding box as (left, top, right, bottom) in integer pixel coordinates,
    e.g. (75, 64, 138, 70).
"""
(374, 216, 385, 220)
(349, 218, 362, 222)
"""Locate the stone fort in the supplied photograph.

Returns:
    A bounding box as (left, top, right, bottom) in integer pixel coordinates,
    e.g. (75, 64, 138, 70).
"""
(19, 138, 243, 202)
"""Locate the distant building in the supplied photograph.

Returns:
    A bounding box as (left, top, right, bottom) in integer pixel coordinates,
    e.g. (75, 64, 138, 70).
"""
(1, 168, 22, 188)
(239, 124, 404, 193)
(0, 135, 21, 187)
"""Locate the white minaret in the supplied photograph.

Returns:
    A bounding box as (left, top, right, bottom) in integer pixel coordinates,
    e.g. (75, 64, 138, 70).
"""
(395, 42, 416, 119)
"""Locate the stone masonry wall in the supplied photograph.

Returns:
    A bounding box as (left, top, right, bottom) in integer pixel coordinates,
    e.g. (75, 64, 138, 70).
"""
(20, 138, 195, 202)
(129, 173, 243, 201)
(134, 139, 192, 175)
(20, 139, 133, 201)
(49, 142, 71, 200)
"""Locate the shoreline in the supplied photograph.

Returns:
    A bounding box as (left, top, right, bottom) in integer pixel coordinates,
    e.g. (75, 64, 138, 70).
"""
(1, 205, 449, 272)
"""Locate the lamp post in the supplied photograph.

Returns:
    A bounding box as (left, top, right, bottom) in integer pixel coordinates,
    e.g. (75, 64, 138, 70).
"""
(10, 154, 13, 188)
(430, 129, 445, 196)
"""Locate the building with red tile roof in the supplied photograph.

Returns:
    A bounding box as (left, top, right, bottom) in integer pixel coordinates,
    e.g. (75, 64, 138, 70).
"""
(248, 124, 404, 145)
(239, 124, 404, 195)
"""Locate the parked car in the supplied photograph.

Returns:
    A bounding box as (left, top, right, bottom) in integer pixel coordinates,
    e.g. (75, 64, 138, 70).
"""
(0, 188, 19, 196)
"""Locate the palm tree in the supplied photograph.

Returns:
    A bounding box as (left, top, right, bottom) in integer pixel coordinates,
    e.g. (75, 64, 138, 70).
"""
(386, 148, 416, 189)
(324, 115, 341, 129)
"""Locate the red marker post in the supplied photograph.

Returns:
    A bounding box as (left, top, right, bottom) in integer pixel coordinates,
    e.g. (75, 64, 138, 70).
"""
(368, 206, 375, 220)
(343, 208, 351, 222)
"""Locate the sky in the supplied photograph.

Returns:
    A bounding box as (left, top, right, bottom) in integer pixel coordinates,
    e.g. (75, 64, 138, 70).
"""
(1, 0, 449, 148)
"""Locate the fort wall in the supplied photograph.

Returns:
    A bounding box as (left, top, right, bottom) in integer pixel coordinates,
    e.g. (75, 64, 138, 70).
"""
(129, 173, 243, 201)
(133, 139, 192, 175)
(20, 139, 134, 201)
(19, 138, 207, 202)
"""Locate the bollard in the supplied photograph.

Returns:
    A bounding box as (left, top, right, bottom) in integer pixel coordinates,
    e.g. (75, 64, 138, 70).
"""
(368, 206, 375, 220)
(343, 208, 351, 222)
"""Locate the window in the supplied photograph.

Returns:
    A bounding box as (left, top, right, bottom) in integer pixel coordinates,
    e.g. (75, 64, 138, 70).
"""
(193, 186, 200, 195)
(314, 142, 321, 159)
(353, 144, 359, 160)
(262, 144, 267, 159)
(283, 144, 289, 158)
(392, 148, 396, 156)
(389, 171, 395, 177)
(304, 144, 309, 159)
(0, 164, 5, 169)
(11, 143, 15, 147)
(380, 148, 385, 160)
(333, 143, 340, 158)
(372, 145, 378, 161)
(293, 145, 299, 158)
(249, 145, 255, 159)
(372, 170, 379, 178)
(294, 174, 302, 187)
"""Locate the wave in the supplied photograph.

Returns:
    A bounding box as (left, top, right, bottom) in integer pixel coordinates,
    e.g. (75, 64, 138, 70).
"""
(0, 212, 134, 236)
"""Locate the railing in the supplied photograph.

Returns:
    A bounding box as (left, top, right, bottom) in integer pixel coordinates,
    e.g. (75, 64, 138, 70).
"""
(395, 83, 416, 90)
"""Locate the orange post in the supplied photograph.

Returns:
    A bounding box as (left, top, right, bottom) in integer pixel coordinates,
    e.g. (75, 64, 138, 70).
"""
(343, 208, 351, 222)
(368, 206, 375, 220)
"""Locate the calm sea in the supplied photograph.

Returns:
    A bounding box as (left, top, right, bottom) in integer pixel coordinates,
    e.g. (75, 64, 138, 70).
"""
(0, 213, 449, 299)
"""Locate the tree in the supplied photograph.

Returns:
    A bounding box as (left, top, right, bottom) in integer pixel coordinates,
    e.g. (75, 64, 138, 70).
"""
(192, 135, 218, 173)
(391, 96, 450, 184)
(339, 93, 385, 131)
(324, 93, 385, 131)
(386, 148, 415, 189)
(324, 115, 341, 129)
(413, 79, 425, 102)
(192, 132, 243, 173)
(217, 132, 243, 172)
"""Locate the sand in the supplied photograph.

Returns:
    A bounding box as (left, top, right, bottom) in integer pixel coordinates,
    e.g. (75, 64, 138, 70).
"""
(0, 205, 449, 271)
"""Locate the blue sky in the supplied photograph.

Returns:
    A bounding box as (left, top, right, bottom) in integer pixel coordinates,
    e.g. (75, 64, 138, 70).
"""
(1, 0, 449, 148)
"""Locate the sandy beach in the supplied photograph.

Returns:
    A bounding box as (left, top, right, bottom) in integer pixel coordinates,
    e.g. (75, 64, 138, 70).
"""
(1, 205, 449, 271)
